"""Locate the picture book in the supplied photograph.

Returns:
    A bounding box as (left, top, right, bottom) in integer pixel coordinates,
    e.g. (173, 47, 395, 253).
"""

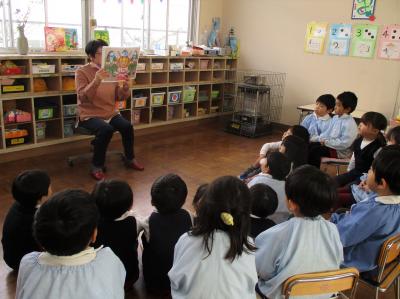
(101, 47, 140, 82)
(44, 27, 78, 52)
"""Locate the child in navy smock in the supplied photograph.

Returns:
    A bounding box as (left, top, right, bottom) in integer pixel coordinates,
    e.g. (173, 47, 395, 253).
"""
(331, 145, 400, 274)
(169, 176, 258, 299)
(255, 166, 342, 299)
(92, 179, 139, 290)
(2, 169, 51, 270)
(16, 189, 125, 299)
(140, 173, 193, 295)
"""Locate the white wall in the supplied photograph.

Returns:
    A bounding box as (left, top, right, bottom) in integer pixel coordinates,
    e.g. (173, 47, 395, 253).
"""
(203, 0, 400, 124)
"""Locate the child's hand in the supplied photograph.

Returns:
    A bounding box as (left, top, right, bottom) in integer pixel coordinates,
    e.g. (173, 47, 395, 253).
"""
(358, 180, 370, 192)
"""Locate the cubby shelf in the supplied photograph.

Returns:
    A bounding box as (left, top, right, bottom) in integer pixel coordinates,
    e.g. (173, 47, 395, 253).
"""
(0, 54, 237, 154)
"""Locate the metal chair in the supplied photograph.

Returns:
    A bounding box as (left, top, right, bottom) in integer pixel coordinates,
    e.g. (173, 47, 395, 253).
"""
(66, 125, 124, 167)
(359, 233, 400, 299)
(282, 267, 359, 299)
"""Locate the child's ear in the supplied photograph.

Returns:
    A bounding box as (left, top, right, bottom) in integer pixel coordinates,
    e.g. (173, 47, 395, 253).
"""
(376, 178, 389, 192)
(328, 109, 334, 114)
(91, 228, 98, 244)
(286, 198, 298, 213)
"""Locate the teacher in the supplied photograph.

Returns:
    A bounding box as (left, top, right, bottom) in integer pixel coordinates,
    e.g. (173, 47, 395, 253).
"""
(75, 39, 144, 180)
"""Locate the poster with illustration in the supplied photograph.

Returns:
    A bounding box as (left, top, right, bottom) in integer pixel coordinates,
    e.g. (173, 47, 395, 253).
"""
(305, 22, 328, 54)
(350, 24, 378, 58)
(377, 24, 400, 60)
(94, 30, 110, 45)
(328, 24, 352, 56)
(101, 47, 140, 82)
(45, 27, 78, 51)
(351, 0, 376, 20)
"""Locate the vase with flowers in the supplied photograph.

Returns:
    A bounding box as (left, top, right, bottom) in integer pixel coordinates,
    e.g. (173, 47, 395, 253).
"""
(15, 7, 31, 55)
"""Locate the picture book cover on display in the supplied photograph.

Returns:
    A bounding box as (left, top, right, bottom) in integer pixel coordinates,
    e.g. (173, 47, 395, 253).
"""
(305, 22, 328, 54)
(101, 47, 140, 82)
(350, 24, 378, 58)
(328, 24, 352, 56)
(44, 27, 78, 52)
(94, 30, 110, 45)
(377, 24, 400, 60)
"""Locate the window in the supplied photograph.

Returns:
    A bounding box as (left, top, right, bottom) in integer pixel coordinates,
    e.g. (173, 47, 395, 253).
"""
(93, 0, 192, 50)
(0, 0, 84, 50)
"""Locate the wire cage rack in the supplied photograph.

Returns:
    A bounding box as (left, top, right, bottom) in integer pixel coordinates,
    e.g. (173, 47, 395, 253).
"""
(226, 70, 286, 137)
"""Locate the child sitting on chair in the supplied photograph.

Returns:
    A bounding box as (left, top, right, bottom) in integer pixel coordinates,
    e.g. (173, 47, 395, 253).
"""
(255, 165, 342, 299)
(301, 94, 335, 141)
(140, 173, 193, 295)
(16, 189, 125, 299)
(331, 145, 400, 274)
(239, 125, 309, 180)
(2, 170, 51, 270)
(335, 111, 387, 188)
(91, 179, 140, 290)
(248, 152, 291, 223)
(309, 91, 359, 168)
(249, 184, 278, 238)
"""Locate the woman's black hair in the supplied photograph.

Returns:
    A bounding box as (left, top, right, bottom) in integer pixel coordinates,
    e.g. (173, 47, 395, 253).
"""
(281, 135, 308, 169)
(91, 179, 133, 220)
(360, 112, 388, 145)
(266, 151, 290, 180)
(191, 176, 256, 262)
(34, 189, 99, 256)
(151, 173, 188, 214)
(193, 183, 208, 213)
(337, 91, 358, 113)
(249, 184, 278, 218)
(372, 145, 400, 194)
(290, 125, 310, 143)
(316, 94, 335, 111)
(285, 165, 337, 217)
(85, 39, 108, 59)
(12, 169, 50, 208)
(386, 126, 400, 145)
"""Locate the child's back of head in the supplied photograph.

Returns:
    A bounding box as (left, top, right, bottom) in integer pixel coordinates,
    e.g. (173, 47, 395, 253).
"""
(285, 165, 337, 217)
(290, 125, 310, 144)
(281, 135, 308, 169)
(192, 183, 208, 214)
(387, 126, 400, 145)
(92, 179, 133, 220)
(359, 112, 387, 144)
(151, 173, 188, 214)
(249, 184, 278, 218)
(12, 169, 51, 209)
(34, 189, 99, 256)
(371, 145, 400, 195)
(192, 176, 256, 261)
(264, 152, 290, 180)
(337, 91, 358, 114)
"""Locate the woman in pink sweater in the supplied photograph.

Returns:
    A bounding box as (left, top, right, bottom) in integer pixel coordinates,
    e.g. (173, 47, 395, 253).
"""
(75, 40, 144, 180)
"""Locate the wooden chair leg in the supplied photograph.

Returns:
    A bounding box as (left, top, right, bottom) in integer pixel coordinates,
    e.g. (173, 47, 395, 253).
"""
(395, 277, 400, 299)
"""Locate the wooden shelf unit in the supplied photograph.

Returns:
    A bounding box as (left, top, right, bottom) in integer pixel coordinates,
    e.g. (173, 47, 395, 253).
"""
(0, 54, 237, 154)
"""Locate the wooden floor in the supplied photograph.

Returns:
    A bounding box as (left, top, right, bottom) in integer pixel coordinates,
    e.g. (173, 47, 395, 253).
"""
(0, 118, 396, 298)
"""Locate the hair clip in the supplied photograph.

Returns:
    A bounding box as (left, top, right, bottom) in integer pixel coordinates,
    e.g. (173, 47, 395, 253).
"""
(220, 212, 234, 226)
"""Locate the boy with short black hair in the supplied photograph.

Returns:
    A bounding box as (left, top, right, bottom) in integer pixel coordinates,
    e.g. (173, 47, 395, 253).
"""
(2, 170, 51, 270)
(249, 184, 278, 238)
(309, 91, 359, 168)
(301, 94, 335, 141)
(140, 173, 192, 294)
(331, 145, 400, 273)
(248, 152, 291, 223)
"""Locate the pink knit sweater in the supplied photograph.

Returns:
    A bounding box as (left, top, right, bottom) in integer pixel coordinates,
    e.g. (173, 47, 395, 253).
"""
(75, 63, 130, 121)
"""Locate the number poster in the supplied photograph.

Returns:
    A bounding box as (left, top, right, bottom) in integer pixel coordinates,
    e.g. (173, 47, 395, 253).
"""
(101, 47, 140, 82)
(328, 24, 352, 56)
(305, 22, 328, 54)
(377, 24, 400, 60)
(350, 24, 378, 58)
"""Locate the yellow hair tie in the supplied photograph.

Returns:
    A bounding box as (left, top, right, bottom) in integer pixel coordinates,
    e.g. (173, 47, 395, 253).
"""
(220, 212, 234, 226)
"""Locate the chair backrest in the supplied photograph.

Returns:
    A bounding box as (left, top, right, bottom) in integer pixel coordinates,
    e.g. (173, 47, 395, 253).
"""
(282, 268, 359, 299)
(376, 233, 400, 283)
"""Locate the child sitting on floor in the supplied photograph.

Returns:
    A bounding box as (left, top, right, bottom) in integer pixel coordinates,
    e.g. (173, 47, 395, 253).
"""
(240, 125, 309, 180)
(16, 189, 125, 299)
(280, 134, 309, 169)
(249, 184, 278, 238)
(309, 91, 359, 168)
(255, 165, 342, 299)
(2, 170, 51, 270)
(91, 179, 139, 290)
(140, 173, 193, 295)
(331, 145, 400, 274)
(301, 94, 335, 141)
(335, 111, 387, 188)
(168, 176, 258, 299)
(247, 152, 291, 223)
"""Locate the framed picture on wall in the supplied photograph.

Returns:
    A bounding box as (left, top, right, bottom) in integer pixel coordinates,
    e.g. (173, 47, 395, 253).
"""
(351, 0, 376, 20)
